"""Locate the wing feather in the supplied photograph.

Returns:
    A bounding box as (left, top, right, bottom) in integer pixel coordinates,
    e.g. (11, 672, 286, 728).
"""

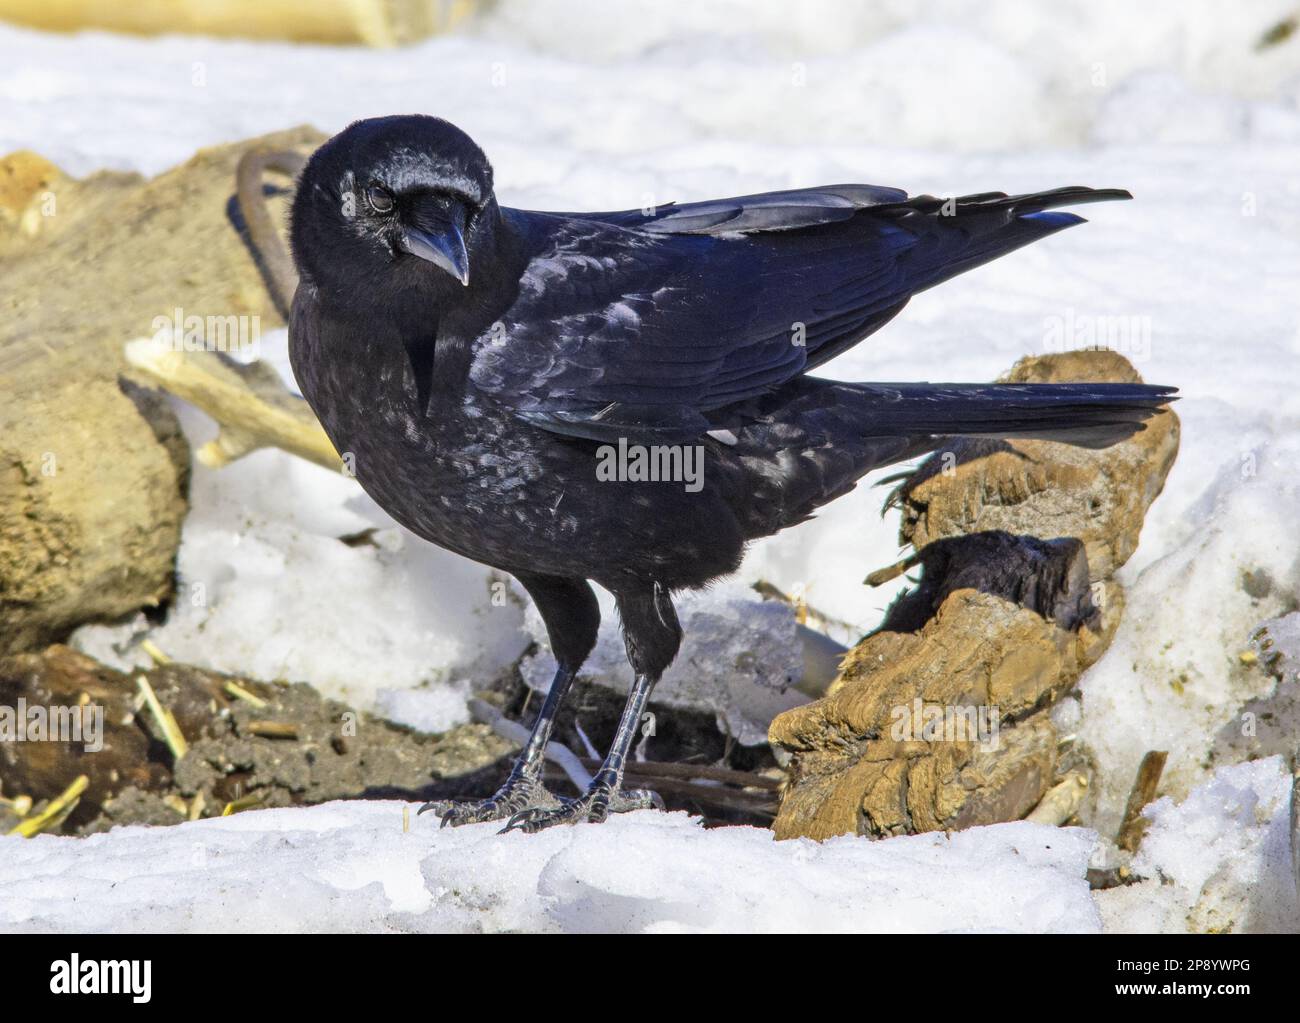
(468, 187, 1128, 441)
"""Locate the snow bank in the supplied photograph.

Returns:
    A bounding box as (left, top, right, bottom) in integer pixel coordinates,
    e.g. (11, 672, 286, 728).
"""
(2, 759, 1290, 933)
(0, 804, 1099, 933)
(1077, 435, 1300, 830)
(1097, 756, 1299, 933)
(4, 1, 1298, 179)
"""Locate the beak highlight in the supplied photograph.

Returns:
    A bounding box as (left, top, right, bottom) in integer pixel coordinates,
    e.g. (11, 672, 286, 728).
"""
(400, 214, 470, 286)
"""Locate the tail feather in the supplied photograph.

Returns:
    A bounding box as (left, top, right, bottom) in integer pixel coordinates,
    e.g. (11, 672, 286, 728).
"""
(843, 381, 1176, 448)
(729, 376, 1176, 539)
(879, 186, 1133, 297)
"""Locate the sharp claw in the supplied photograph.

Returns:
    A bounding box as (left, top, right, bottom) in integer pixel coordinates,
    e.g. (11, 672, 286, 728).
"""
(499, 807, 544, 834)
(429, 783, 659, 835)
(424, 777, 560, 830)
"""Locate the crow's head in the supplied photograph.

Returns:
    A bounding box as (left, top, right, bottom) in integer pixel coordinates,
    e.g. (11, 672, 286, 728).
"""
(291, 115, 496, 302)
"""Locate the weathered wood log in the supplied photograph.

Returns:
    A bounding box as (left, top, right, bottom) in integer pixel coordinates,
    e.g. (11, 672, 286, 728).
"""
(0, 0, 479, 47)
(770, 351, 1180, 840)
(0, 127, 325, 655)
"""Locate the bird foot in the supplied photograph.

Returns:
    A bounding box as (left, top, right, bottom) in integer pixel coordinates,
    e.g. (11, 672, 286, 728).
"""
(419, 774, 560, 828)
(499, 781, 663, 834)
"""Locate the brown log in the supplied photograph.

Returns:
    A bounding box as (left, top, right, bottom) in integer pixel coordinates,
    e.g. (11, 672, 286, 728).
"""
(0, 0, 479, 47)
(0, 127, 325, 654)
(771, 351, 1180, 841)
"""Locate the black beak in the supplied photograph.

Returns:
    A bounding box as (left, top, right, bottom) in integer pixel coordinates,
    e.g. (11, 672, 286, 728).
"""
(399, 201, 470, 286)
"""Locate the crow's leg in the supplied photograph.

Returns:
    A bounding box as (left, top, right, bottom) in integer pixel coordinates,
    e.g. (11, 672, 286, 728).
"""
(502, 581, 680, 834)
(421, 574, 599, 828)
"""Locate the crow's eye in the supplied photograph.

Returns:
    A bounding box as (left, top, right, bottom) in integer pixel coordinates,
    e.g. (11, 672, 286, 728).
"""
(368, 185, 395, 214)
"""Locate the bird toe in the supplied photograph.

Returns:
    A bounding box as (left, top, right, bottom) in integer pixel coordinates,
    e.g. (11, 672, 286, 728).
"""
(423, 776, 560, 829)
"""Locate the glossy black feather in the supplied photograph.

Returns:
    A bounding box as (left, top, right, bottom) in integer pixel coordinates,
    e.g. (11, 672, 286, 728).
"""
(286, 116, 1178, 828)
(288, 115, 1175, 678)
(464, 188, 1131, 442)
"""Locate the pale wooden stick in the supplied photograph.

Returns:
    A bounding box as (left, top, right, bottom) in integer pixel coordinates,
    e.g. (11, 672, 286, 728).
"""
(136, 674, 189, 761)
(1116, 750, 1168, 852)
(1024, 771, 1089, 825)
(125, 337, 342, 472)
(8, 775, 88, 838)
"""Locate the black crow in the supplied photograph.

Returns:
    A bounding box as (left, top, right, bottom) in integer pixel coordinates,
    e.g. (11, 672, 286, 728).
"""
(288, 115, 1175, 833)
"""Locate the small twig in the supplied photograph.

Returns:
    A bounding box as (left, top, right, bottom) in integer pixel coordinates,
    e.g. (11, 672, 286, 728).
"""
(577, 756, 781, 792)
(1024, 771, 1089, 825)
(221, 790, 268, 817)
(163, 794, 190, 817)
(136, 675, 189, 761)
(1116, 750, 1168, 852)
(863, 553, 921, 588)
(245, 720, 299, 740)
(140, 638, 171, 666)
(223, 680, 268, 709)
(8, 775, 88, 838)
(235, 148, 306, 317)
(751, 579, 856, 636)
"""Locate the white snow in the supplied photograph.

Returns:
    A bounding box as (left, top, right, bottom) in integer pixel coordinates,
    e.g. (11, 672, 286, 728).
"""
(1252, 611, 1300, 685)
(1077, 435, 1300, 830)
(4, 2, 1299, 931)
(1097, 757, 1299, 933)
(0, 804, 1100, 933)
(2, 759, 1290, 933)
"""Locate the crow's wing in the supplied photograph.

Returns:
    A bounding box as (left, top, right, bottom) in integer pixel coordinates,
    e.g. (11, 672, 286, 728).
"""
(539, 183, 907, 234)
(470, 187, 1128, 442)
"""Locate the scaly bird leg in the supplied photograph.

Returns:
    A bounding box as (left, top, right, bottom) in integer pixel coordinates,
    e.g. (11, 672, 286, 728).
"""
(500, 671, 663, 834)
(420, 663, 576, 827)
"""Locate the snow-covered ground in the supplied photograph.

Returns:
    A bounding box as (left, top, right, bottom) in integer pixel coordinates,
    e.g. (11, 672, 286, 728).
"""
(0, 806, 1100, 933)
(0, 757, 1292, 933)
(3, 2, 1299, 931)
